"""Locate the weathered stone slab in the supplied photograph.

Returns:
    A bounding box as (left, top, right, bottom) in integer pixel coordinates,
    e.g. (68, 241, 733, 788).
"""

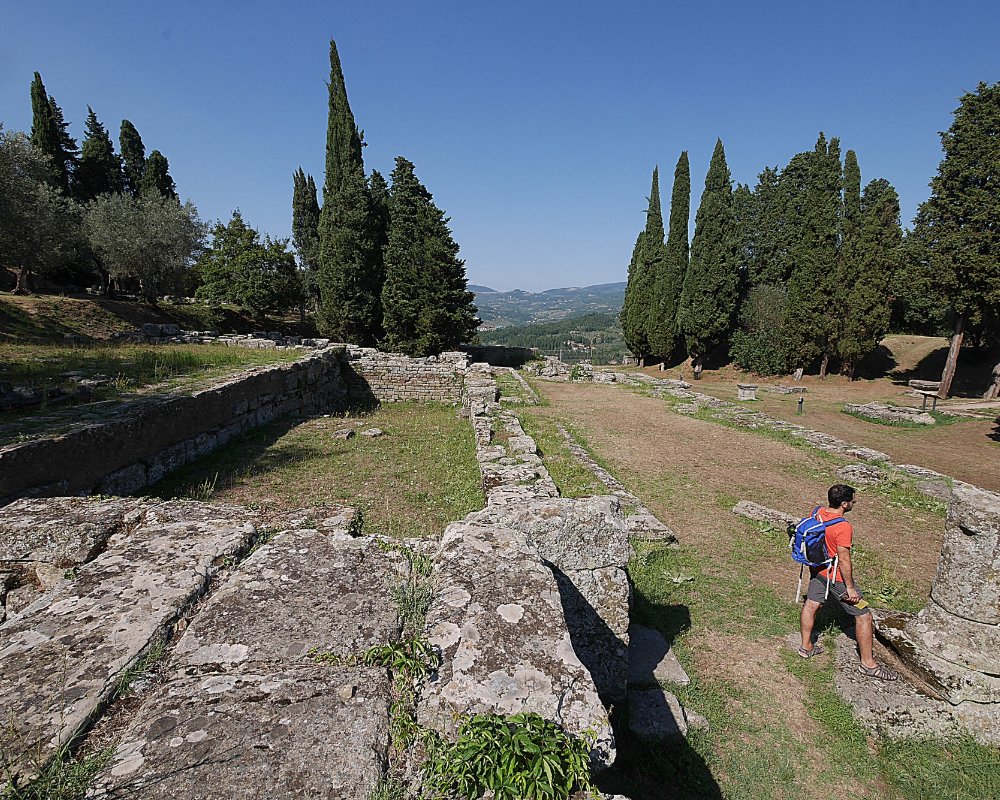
(87, 666, 391, 800)
(173, 529, 405, 670)
(731, 500, 797, 530)
(627, 688, 689, 740)
(845, 402, 935, 425)
(627, 624, 689, 687)
(419, 522, 614, 768)
(468, 497, 633, 703)
(836, 463, 889, 486)
(0, 502, 257, 780)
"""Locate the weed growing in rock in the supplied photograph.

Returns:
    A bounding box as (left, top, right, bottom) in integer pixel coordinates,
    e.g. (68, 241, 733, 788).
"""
(1, 742, 114, 800)
(184, 472, 218, 501)
(420, 712, 596, 800)
(365, 774, 407, 800)
(114, 639, 167, 698)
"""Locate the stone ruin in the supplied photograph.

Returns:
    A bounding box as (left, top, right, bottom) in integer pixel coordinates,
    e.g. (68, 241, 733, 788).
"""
(0, 352, 692, 798)
(845, 401, 936, 426)
(838, 482, 1000, 744)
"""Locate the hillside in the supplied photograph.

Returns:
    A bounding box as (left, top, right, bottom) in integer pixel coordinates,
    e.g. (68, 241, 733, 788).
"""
(473, 282, 625, 327)
(478, 312, 626, 364)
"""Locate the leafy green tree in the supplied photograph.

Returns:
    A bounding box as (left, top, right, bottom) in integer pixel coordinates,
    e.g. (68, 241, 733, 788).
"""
(29, 72, 77, 194)
(316, 38, 384, 344)
(0, 126, 84, 293)
(746, 166, 786, 287)
(74, 107, 123, 201)
(292, 167, 321, 307)
(83, 192, 203, 303)
(911, 82, 1000, 398)
(140, 150, 177, 198)
(381, 156, 478, 356)
(890, 231, 950, 335)
(650, 153, 690, 359)
(623, 167, 668, 360)
(119, 120, 146, 196)
(195, 211, 303, 321)
(783, 133, 842, 376)
(677, 139, 738, 373)
(838, 179, 902, 378)
(730, 285, 792, 375)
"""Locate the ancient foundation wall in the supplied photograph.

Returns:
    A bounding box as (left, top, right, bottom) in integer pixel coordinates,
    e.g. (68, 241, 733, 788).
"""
(0, 350, 348, 505)
(342, 346, 468, 404)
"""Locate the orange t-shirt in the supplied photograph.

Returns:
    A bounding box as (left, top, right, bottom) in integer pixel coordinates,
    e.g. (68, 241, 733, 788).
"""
(816, 507, 852, 583)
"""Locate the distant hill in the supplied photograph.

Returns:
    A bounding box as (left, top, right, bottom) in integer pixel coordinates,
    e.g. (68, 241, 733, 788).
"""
(478, 311, 626, 365)
(472, 282, 626, 327)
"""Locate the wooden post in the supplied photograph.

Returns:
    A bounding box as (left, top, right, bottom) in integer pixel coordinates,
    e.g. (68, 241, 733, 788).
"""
(984, 361, 1000, 400)
(938, 314, 966, 399)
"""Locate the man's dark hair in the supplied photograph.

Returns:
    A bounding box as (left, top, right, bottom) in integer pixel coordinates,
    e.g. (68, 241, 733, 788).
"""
(828, 484, 856, 508)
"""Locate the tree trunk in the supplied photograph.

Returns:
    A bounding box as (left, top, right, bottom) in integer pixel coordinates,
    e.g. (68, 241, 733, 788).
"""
(984, 360, 1000, 400)
(692, 355, 703, 379)
(12, 266, 32, 295)
(845, 361, 856, 381)
(938, 314, 966, 399)
(819, 352, 829, 379)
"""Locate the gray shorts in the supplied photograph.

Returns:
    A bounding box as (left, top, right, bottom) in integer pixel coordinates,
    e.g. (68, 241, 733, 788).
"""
(806, 576, 871, 617)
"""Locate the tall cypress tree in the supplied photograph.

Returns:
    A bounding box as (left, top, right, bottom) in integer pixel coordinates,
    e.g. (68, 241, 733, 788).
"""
(746, 166, 785, 288)
(649, 153, 690, 359)
(623, 168, 668, 360)
(838, 179, 901, 378)
(140, 150, 177, 198)
(120, 120, 146, 196)
(292, 167, 321, 307)
(913, 82, 1000, 398)
(783, 133, 842, 376)
(316, 38, 383, 344)
(381, 156, 478, 356)
(29, 72, 76, 194)
(75, 107, 123, 201)
(677, 139, 738, 374)
(621, 227, 652, 360)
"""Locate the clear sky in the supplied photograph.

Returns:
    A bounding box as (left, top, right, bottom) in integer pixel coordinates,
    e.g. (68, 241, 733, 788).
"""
(2, 2, 998, 292)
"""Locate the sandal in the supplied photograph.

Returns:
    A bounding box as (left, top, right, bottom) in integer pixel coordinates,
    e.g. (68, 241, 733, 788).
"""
(797, 645, 824, 659)
(858, 663, 898, 681)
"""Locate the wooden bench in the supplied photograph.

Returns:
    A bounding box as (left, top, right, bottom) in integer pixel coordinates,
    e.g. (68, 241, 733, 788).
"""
(908, 380, 942, 411)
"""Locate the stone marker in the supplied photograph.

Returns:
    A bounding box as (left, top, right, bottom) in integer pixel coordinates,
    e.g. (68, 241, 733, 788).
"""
(0, 501, 257, 781)
(419, 522, 615, 768)
(736, 383, 758, 401)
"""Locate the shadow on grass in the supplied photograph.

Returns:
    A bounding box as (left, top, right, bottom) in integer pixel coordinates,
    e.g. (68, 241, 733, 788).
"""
(855, 343, 898, 379)
(142, 415, 308, 500)
(890, 344, 999, 399)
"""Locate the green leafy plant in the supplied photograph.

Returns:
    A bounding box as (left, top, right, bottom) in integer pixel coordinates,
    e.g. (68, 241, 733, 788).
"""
(420, 712, 595, 800)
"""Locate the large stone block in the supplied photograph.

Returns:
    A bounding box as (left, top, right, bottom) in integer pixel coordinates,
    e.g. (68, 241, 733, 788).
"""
(0, 502, 257, 780)
(419, 522, 614, 768)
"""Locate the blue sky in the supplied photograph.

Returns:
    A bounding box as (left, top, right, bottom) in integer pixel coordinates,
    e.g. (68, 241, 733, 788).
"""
(2, 2, 998, 292)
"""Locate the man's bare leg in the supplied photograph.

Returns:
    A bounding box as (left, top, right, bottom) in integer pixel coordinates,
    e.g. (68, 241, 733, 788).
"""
(800, 599, 821, 651)
(854, 611, 878, 669)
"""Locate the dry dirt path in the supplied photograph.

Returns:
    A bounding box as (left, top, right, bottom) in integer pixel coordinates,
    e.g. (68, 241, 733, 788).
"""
(524, 380, 953, 800)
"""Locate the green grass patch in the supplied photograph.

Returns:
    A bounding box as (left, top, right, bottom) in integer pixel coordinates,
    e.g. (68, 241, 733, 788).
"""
(689, 406, 845, 464)
(147, 402, 484, 538)
(494, 369, 533, 405)
(516, 412, 604, 498)
(1, 745, 115, 800)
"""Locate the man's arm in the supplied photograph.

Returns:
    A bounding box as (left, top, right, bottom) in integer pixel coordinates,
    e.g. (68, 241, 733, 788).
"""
(837, 545, 860, 603)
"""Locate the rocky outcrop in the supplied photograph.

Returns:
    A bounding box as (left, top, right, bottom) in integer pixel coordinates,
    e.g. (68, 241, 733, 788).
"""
(845, 402, 936, 426)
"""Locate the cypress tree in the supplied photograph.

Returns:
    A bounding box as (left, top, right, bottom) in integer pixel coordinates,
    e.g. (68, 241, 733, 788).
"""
(74, 107, 123, 201)
(292, 167, 321, 307)
(783, 133, 842, 376)
(838, 179, 901, 378)
(624, 168, 669, 360)
(650, 153, 690, 359)
(140, 150, 177, 198)
(732, 182, 755, 287)
(29, 72, 76, 194)
(621, 227, 652, 361)
(381, 156, 478, 356)
(316, 38, 384, 344)
(120, 120, 146, 196)
(677, 139, 738, 374)
(913, 82, 1000, 398)
(747, 166, 786, 287)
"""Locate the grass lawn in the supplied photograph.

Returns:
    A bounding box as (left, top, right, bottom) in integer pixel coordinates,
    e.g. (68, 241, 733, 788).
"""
(146, 401, 484, 538)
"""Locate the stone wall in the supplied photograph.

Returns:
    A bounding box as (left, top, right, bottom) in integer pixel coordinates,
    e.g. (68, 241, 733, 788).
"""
(0, 350, 349, 505)
(341, 346, 468, 404)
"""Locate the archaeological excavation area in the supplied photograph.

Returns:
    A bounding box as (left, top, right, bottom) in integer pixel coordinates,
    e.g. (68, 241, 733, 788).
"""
(1, 343, 999, 799)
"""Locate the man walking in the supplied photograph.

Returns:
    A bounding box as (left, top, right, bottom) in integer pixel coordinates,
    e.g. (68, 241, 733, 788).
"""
(798, 484, 898, 680)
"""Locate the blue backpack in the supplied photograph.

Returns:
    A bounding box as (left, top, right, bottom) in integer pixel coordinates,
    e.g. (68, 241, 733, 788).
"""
(790, 506, 843, 600)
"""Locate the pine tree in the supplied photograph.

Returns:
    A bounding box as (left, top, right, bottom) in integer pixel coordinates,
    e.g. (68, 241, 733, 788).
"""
(912, 82, 1000, 398)
(315, 38, 384, 344)
(783, 133, 842, 376)
(29, 73, 76, 194)
(650, 153, 690, 359)
(381, 157, 478, 356)
(292, 167, 321, 307)
(74, 107, 123, 201)
(120, 120, 146, 196)
(140, 150, 177, 198)
(677, 139, 738, 374)
(838, 179, 901, 378)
